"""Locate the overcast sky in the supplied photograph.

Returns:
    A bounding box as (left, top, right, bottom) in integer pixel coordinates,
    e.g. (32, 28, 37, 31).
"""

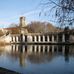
(0, 0, 57, 28)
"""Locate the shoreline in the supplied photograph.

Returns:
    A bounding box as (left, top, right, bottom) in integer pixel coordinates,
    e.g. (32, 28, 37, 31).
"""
(0, 67, 20, 74)
(0, 42, 74, 46)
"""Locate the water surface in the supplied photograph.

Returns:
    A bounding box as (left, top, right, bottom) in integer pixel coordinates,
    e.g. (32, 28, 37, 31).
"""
(0, 45, 74, 74)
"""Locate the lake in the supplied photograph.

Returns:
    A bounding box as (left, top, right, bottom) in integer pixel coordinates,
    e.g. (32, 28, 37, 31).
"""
(0, 45, 74, 74)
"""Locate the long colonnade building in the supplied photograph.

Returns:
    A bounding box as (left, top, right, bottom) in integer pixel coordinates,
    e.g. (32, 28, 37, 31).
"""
(11, 16, 69, 44)
(11, 32, 66, 44)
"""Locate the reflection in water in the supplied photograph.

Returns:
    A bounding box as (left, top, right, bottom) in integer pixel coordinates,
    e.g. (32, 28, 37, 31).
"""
(1, 45, 73, 66)
(19, 50, 25, 67)
(0, 45, 74, 74)
(64, 46, 69, 62)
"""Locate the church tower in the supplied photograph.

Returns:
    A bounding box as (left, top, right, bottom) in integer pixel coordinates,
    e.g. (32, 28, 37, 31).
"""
(20, 16, 27, 27)
(19, 16, 28, 34)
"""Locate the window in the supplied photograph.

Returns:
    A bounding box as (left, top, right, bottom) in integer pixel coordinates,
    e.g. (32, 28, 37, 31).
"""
(45, 36, 47, 41)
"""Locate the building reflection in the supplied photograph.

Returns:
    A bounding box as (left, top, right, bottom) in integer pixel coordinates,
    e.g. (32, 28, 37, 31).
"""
(18, 45, 27, 67)
(0, 45, 74, 67)
(64, 45, 69, 62)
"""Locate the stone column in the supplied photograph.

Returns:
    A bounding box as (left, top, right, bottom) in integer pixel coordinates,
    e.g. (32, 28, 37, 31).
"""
(23, 35, 25, 42)
(52, 35, 54, 43)
(18, 36, 19, 42)
(62, 34, 65, 42)
(28, 35, 32, 42)
(31, 36, 32, 42)
(43, 35, 45, 42)
(47, 36, 49, 42)
(38, 35, 41, 42)
(16, 36, 18, 42)
(34, 36, 37, 42)
(18, 36, 20, 42)
(13, 37, 15, 42)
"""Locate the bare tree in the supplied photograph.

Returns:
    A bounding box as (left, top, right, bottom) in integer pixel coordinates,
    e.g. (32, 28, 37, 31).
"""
(27, 21, 58, 33)
(40, 0, 74, 28)
(9, 23, 18, 28)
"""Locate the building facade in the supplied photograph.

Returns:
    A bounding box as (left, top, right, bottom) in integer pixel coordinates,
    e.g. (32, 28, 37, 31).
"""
(0, 16, 74, 44)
